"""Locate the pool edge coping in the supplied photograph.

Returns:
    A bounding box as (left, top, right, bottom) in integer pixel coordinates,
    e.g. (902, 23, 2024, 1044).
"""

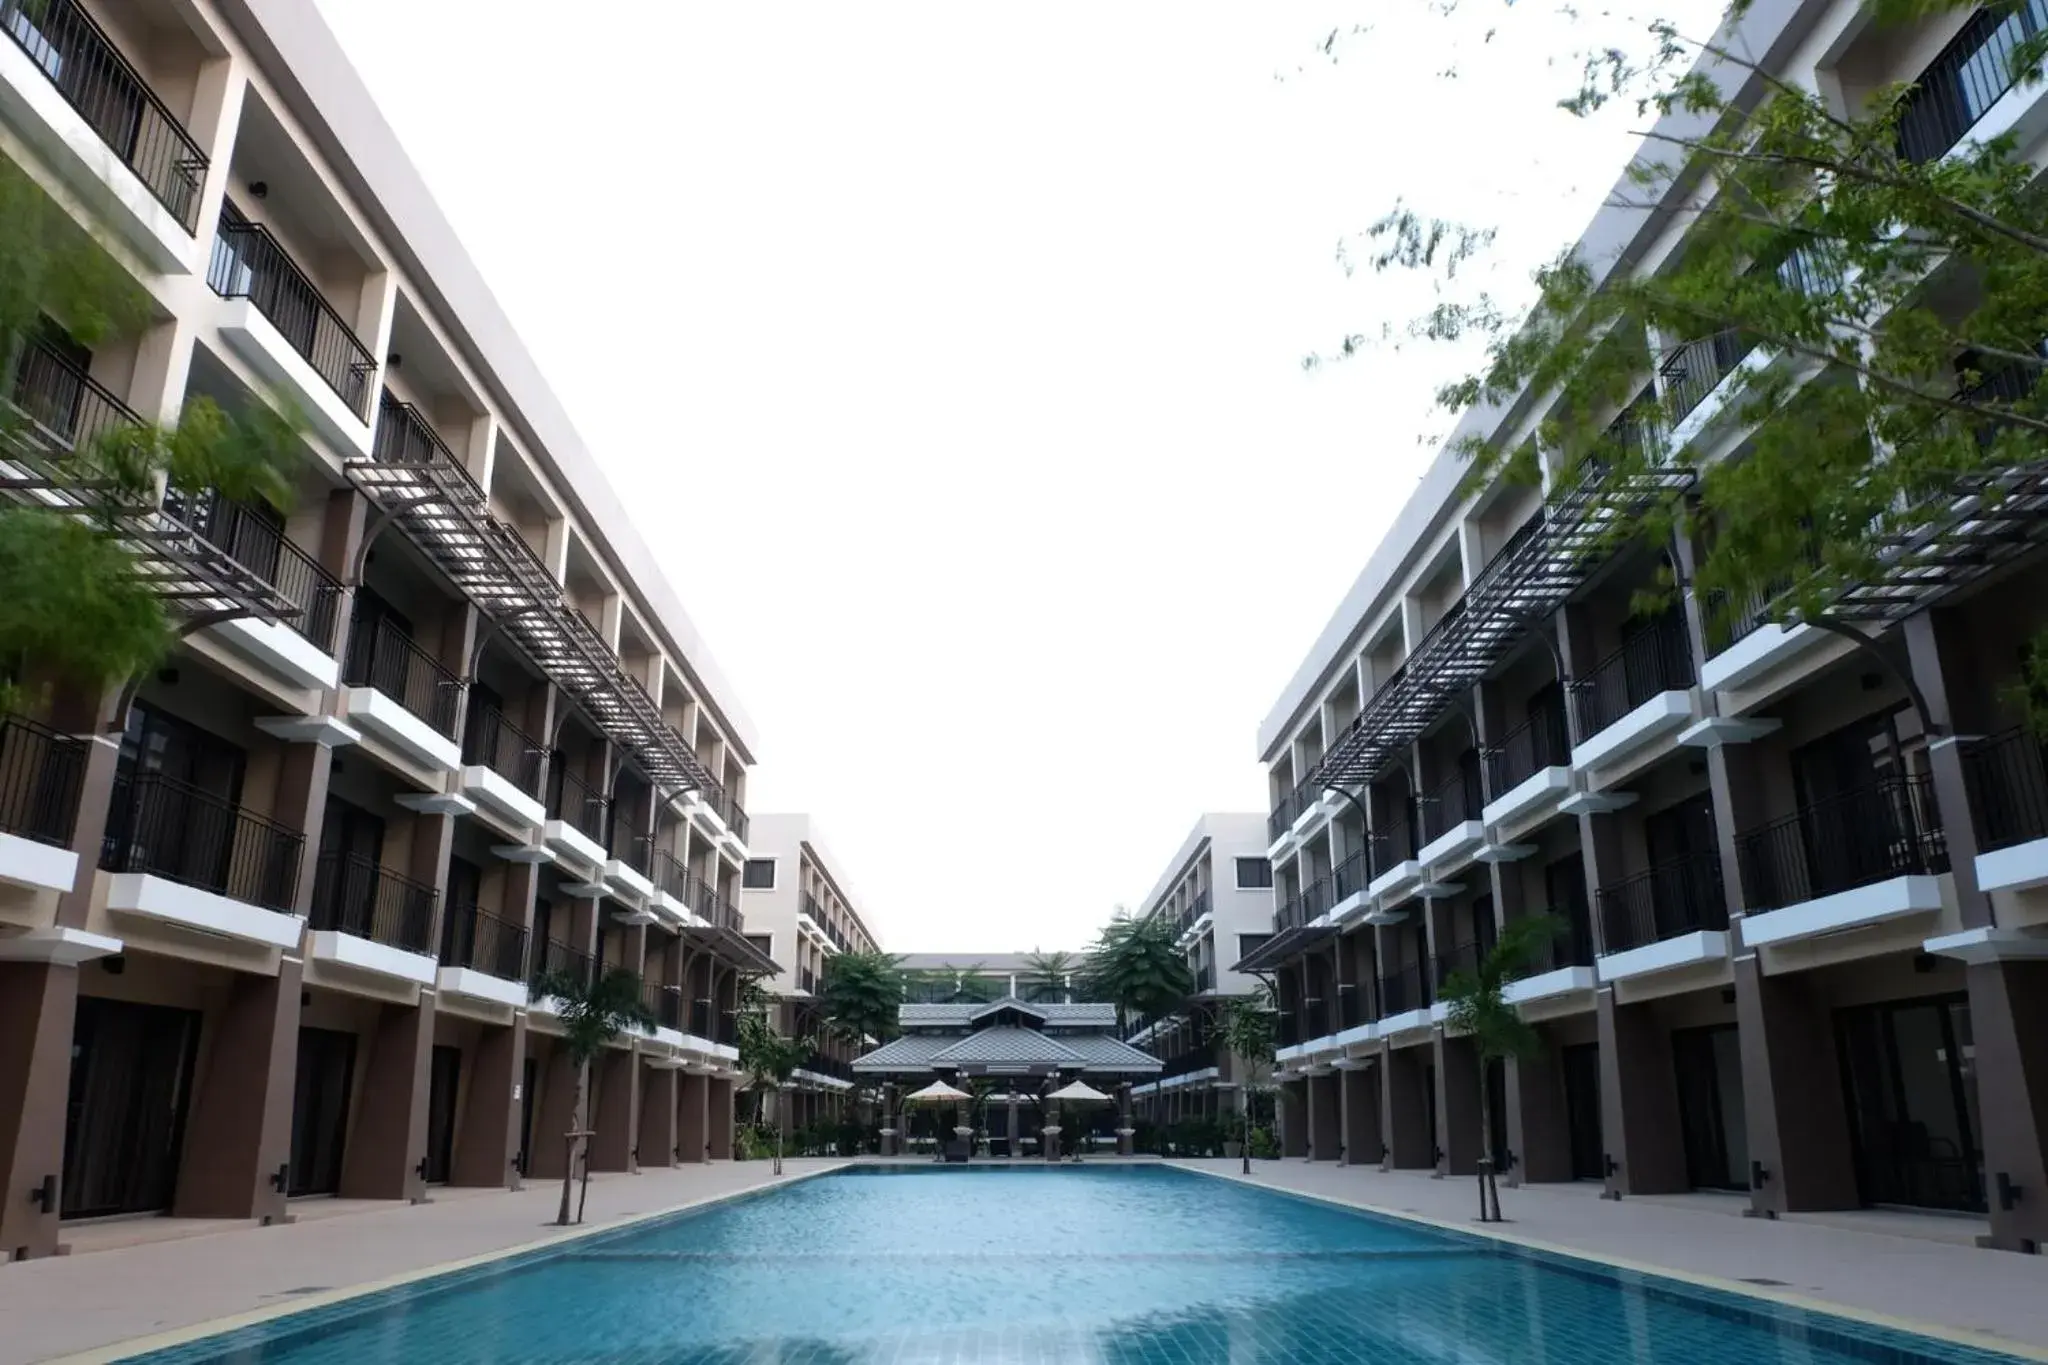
(40, 1163, 852, 1365)
(1174, 1162, 2048, 1364)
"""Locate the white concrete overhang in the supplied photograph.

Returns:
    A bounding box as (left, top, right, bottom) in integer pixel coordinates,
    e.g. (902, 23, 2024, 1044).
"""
(1571, 691, 1693, 774)
(216, 296, 374, 458)
(1334, 1021, 1381, 1050)
(1266, 826, 1296, 862)
(309, 929, 437, 986)
(1367, 859, 1422, 904)
(1699, 623, 1826, 695)
(1329, 888, 1372, 924)
(1482, 765, 1574, 832)
(210, 617, 341, 692)
(1924, 926, 2048, 965)
(255, 715, 360, 749)
(0, 925, 122, 966)
(542, 819, 608, 876)
(436, 965, 529, 1009)
(1977, 837, 2048, 897)
(1739, 875, 1945, 951)
(0, 830, 78, 894)
(1363, 902, 1414, 926)
(1379, 1006, 1433, 1039)
(460, 766, 547, 830)
(1558, 789, 1639, 818)
(338, 687, 463, 775)
(1502, 965, 1598, 1007)
(1596, 929, 1730, 983)
(603, 859, 655, 904)
(395, 791, 476, 819)
(1419, 820, 1486, 872)
(104, 872, 304, 949)
(1678, 716, 1782, 749)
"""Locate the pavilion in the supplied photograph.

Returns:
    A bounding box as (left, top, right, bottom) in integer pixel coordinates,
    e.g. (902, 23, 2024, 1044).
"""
(854, 998, 1162, 1157)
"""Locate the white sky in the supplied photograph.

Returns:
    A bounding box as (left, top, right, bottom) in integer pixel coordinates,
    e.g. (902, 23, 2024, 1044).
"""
(314, 0, 1718, 954)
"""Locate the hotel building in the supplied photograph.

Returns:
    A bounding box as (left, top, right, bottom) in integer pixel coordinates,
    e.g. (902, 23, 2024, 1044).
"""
(1243, 0, 2048, 1252)
(0, 0, 773, 1260)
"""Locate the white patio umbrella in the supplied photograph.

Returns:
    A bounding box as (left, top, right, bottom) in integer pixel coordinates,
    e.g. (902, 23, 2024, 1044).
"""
(1045, 1079, 1112, 1161)
(904, 1079, 973, 1159)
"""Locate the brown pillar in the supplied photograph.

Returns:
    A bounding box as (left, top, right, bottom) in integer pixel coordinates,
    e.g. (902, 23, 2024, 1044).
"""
(1383, 1044, 1433, 1169)
(339, 993, 435, 1202)
(1731, 955, 1856, 1214)
(589, 1046, 638, 1173)
(1436, 1032, 1482, 1176)
(1967, 960, 2048, 1251)
(678, 1070, 710, 1162)
(1506, 1048, 1574, 1184)
(707, 1077, 735, 1158)
(449, 1015, 525, 1189)
(1279, 1080, 1307, 1157)
(1596, 988, 1687, 1196)
(0, 963, 78, 1259)
(175, 957, 303, 1220)
(528, 1043, 579, 1180)
(1340, 1062, 1382, 1164)
(271, 740, 339, 916)
(1308, 1072, 1342, 1159)
(51, 729, 120, 931)
(640, 1061, 679, 1168)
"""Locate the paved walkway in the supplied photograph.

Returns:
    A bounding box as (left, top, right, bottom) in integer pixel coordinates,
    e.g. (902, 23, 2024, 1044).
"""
(1183, 1159, 2048, 1357)
(0, 1161, 847, 1365)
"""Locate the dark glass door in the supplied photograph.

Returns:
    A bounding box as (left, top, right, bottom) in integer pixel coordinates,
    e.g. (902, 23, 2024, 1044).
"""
(1673, 1024, 1749, 1190)
(1837, 994, 1985, 1212)
(289, 1027, 355, 1196)
(1644, 794, 1721, 936)
(425, 1046, 461, 1184)
(1562, 1043, 1605, 1180)
(61, 996, 201, 1218)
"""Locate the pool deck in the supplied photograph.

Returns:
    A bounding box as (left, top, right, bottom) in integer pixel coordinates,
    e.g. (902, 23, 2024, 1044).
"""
(6, 1157, 2048, 1363)
(1186, 1159, 2048, 1360)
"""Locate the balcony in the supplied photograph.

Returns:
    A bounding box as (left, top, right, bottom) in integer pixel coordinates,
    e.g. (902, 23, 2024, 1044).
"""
(1502, 912, 1599, 1010)
(340, 612, 463, 774)
(436, 900, 529, 1007)
(1483, 706, 1573, 831)
(1569, 615, 1695, 774)
(1267, 773, 1322, 854)
(1366, 817, 1422, 909)
(209, 204, 376, 448)
(1659, 329, 1757, 434)
(528, 937, 594, 1018)
(1897, 0, 2046, 164)
(1376, 961, 1434, 1035)
(643, 980, 684, 1046)
(0, 0, 206, 270)
(9, 326, 142, 453)
(1736, 774, 1949, 949)
(1595, 849, 1729, 982)
(1418, 767, 1486, 869)
(803, 892, 853, 953)
(1967, 729, 2048, 893)
(681, 865, 741, 933)
(0, 713, 86, 892)
(542, 766, 609, 873)
(1327, 847, 1371, 920)
(694, 779, 749, 850)
(604, 826, 656, 904)
(459, 705, 547, 830)
(165, 488, 346, 690)
(308, 850, 438, 984)
(101, 771, 304, 947)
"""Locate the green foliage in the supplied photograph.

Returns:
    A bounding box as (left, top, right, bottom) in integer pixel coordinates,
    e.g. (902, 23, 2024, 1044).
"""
(0, 508, 172, 697)
(532, 966, 654, 1066)
(1248, 1126, 1281, 1160)
(735, 1121, 779, 1161)
(1220, 982, 1279, 1071)
(1338, 1, 2048, 662)
(1439, 915, 1561, 1066)
(1081, 910, 1195, 1030)
(1020, 948, 1077, 1003)
(0, 158, 149, 356)
(817, 949, 905, 1044)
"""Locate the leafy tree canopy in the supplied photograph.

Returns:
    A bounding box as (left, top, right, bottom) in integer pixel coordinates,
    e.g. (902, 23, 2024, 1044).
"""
(816, 949, 905, 1045)
(1082, 910, 1194, 1030)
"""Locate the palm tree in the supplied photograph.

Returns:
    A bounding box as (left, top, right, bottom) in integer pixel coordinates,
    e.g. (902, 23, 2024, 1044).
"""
(1082, 910, 1193, 1033)
(1020, 949, 1077, 1003)
(528, 964, 653, 1226)
(1438, 913, 1562, 1223)
(817, 949, 905, 1045)
(1220, 983, 1278, 1174)
(740, 1024, 808, 1174)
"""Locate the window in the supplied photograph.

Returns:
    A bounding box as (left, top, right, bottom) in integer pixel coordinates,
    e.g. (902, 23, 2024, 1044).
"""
(746, 933, 774, 958)
(1237, 933, 1272, 963)
(743, 858, 776, 890)
(1234, 857, 1273, 890)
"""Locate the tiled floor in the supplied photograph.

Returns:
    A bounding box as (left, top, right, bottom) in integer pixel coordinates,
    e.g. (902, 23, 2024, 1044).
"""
(1191, 1160, 2048, 1355)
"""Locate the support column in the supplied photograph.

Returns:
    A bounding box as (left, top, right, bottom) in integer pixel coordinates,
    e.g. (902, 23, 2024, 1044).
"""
(1435, 1032, 1481, 1176)
(589, 1047, 638, 1173)
(707, 1078, 735, 1158)
(450, 1014, 525, 1189)
(1340, 1062, 1381, 1165)
(678, 1071, 710, 1163)
(1731, 955, 1856, 1214)
(1116, 1083, 1132, 1155)
(175, 957, 304, 1221)
(1308, 1072, 1341, 1160)
(1279, 1080, 1308, 1158)
(1383, 1044, 1433, 1169)
(339, 992, 436, 1202)
(0, 963, 79, 1259)
(1595, 987, 1687, 1196)
(51, 728, 120, 932)
(640, 1062, 678, 1168)
(528, 1044, 579, 1180)
(1505, 1048, 1573, 1185)
(1966, 960, 2048, 1251)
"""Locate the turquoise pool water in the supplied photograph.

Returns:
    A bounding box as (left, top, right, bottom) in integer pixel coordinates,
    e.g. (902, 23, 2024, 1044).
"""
(126, 1166, 2029, 1364)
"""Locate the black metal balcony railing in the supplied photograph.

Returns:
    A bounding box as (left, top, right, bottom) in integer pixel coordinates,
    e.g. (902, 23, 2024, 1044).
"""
(804, 1050, 853, 1083)
(1330, 846, 1370, 903)
(1737, 773, 1949, 913)
(690, 998, 715, 1039)
(1276, 888, 1309, 932)
(310, 851, 437, 955)
(0, 0, 207, 229)
(1658, 329, 1757, 427)
(655, 848, 691, 903)
(1487, 704, 1570, 797)
(1570, 614, 1694, 742)
(1268, 773, 1321, 842)
(644, 981, 683, 1031)
(372, 392, 459, 467)
(1897, 0, 2047, 164)
(1419, 766, 1483, 843)
(1702, 537, 1825, 658)
(439, 901, 528, 980)
(1966, 728, 2048, 854)
(803, 892, 854, 952)
(1513, 908, 1598, 976)
(1337, 980, 1367, 1029)
(9, 329, 143, 454)
(1194, 963, 1216, 995)
(1276, 1008, 1299, 1048)
(548, 764, 609, 844)
(208, 206, 375, 418)
(1298, 997, 1328, 1040)
(1378, 961, 1433, 1017)
(101, 771, 302, 912)
(1432, 940, 1482, 993)
(0, 714, 88, 846)
(683, 866, 741, 932)
(797, 966, 816, 994)
(462, 705, 544, 796)
(700, 781, 749, 844)
(529, 937, 593, 997)
(1370, 815, 1416, 872)
(608, 825, 652, 875)
(345, 613, 461, 738)
(1597, 849, 1727, 954)
(162, 488, 343, 652)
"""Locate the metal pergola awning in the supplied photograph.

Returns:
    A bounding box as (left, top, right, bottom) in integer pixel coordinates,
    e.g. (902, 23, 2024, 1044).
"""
(1232, 923, 1337, 975)
(681, 921, 779, 975)
(1316, 467, 1694, 790)
(345, 447, 715, 794)
(1820, 461, 2048, 623)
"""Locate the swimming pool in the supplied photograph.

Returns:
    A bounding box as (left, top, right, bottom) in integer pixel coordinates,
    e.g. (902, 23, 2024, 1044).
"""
(122, 1165, 2030, 1364)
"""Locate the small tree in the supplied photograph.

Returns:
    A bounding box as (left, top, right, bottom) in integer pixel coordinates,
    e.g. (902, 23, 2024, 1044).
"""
(529, 965, 652, 1226)
(1020, 948, 1077, 1003)
(742, 1026, 807, 1174)
(1082, 910, 1194, 1034)
(1438, 914, 1562, 1223)
(1220, 984, 1279, 1175)
(817, 949, 905, 1045)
